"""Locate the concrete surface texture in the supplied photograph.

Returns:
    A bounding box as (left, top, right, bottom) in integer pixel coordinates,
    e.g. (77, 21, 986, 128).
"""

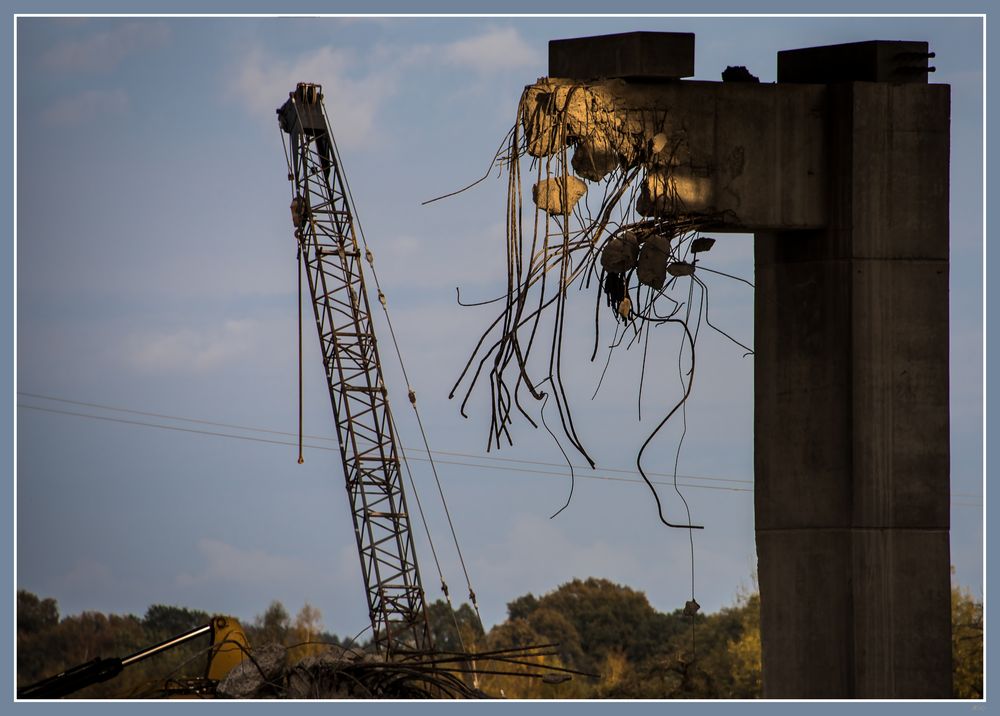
(755, 78, 951, 699)
(543, 32, 952, 698)
(520, 77, 827, 231)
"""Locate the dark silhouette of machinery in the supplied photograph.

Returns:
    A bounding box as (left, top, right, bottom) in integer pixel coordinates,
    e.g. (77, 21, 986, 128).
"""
(277, 83, 433, 657)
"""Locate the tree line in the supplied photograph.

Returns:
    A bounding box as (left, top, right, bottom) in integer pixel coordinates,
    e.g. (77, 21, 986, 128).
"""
(17, 576, 982, 699)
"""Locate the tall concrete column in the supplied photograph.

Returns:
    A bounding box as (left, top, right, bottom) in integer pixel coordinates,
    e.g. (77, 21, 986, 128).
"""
(755, 47, 951, 697)
(540, 32, 952, 697)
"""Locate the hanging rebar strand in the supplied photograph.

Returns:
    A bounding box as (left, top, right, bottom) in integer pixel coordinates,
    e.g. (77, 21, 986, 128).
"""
(488, 123, 520, 448)
(691, 274, 754, 356)
(458, 98, 537, 440)
(547, 121, 596, 468)
(502, 91, 570, 444)
(453, 83, 736, 472)
(502, 100, 561, 441)
(454, 180, 635, 454)
(537, 384, 577, 520)
(632, 310, 704, 531)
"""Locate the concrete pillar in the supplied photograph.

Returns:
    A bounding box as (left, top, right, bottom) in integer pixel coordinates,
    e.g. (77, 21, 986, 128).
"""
(755, 50, 951, 696)
(542, 32, 953, 697)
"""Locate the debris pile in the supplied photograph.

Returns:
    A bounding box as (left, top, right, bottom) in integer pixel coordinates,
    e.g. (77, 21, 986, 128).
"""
(205, 642, 589, 700)
(215, 644, 479, 699)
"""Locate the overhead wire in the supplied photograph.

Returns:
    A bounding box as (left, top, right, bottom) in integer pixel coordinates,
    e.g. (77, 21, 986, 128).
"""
(15, 403, 755, 496)
(392, 419, 469, 657)
(16, 392, 984, 504)
(17, 388, 752, 485)
(26, 400, 984, 510)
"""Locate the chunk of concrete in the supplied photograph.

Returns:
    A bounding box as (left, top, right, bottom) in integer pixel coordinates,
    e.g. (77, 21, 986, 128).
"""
(636, 233, 671, 289)
(600, 231, 640, 273)
(217, 644, 288, 699)
(532, 175, 587, 215)
(572, 134, 618, 181)
(666, 260, 695, 277)
(284, 649, 366, 699)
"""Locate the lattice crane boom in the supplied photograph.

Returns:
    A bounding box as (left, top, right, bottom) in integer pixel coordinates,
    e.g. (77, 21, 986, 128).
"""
(277, 82, 432, 656)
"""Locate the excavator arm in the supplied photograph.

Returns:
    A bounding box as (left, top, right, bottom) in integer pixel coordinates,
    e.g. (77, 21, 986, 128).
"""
(18, 616, 249, 699)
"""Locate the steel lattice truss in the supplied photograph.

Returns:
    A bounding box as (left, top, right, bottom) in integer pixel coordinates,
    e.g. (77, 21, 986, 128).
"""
(278, 83, 432, 656)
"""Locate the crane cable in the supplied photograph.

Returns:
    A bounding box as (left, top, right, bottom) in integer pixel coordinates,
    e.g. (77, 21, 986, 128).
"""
(281, 108, 458, 653)
(279, 103, 452, 656)
(297, 243, 304, 465)
(279, 120, 306, 468)
(393, 414, 470, 657)
(280, 123, 298, 466)
(286, 95, 479, 669)
(319, 102, 487, 659)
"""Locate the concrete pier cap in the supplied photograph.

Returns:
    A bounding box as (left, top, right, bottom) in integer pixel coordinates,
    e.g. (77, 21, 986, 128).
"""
(541, 31, 951, 698)
(549, 31, 695, 80)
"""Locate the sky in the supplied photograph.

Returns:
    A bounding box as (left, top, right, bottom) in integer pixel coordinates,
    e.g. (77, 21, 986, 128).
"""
(14, 15, 984, 642)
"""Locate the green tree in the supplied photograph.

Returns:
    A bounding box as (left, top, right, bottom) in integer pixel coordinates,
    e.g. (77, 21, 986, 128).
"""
(253, 600, 291, 645)
(725, 590, 762, 697)
(506, 593, 539, 621)
(952, 583, 983, 698)
(426, 600, 484, 653)
(17, 590, 59, 635)
(142, 604, 210, 640)
(506, 578, 684, 676)
(290, 602, 325, 660)
(480, 618, 571, 699)
(524, 606, 584, 669)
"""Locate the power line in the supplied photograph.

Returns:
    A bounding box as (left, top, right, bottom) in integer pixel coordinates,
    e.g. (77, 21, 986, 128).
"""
(16, 401, 984, 506)
(15, 403, 751, 495)
(16, 391, 754, 487)
(19, 391, 985, 499)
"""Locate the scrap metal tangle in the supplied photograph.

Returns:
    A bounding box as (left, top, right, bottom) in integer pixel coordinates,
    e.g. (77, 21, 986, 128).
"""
(446, 80, 753, 531)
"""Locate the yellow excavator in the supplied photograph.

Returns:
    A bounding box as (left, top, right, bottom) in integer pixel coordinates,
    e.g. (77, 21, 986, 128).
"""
(17, 616, 249, 699)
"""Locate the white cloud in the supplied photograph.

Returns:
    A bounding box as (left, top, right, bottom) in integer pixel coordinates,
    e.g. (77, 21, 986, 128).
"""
(442, 27, 543, 74)
(55, 557, 113, 590)
(231, 46, 396, 148)
(40, 21, 171, 73)
(474, 512, 644, 597)
(177, 538, 338, 587)
(40, 88, 128, 126)
(229, 27, 541, 145)
(124, 319, 264, 375)
(368, 221, 508, 291)
(176, 537, 358, 587)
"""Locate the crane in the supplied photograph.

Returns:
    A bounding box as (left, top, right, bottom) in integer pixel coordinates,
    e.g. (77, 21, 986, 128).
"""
(276, 83, 433, 657)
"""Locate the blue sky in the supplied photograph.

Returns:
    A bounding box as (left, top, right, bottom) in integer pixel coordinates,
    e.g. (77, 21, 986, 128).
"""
(15, 15, 983, 640)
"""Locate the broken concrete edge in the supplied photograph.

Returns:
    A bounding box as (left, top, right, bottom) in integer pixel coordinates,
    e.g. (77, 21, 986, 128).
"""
(519, 77, 829, 232)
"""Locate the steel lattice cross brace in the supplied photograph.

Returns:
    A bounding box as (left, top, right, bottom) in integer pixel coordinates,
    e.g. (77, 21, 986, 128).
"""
(278, 84, 433, 657)
(538, 33, 951, 698)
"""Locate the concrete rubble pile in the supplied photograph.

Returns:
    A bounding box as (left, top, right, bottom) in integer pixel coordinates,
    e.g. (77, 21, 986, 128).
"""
(217, 643, 374, 699)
